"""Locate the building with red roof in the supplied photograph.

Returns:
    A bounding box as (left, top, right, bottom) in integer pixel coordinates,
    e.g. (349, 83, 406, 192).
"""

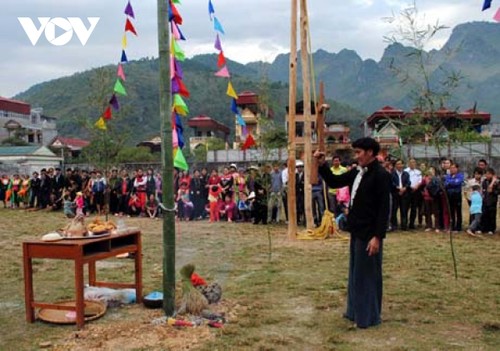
(49, 136, 90, 158)
(362, 105, 491, 151)
(0, 97, 57, 146)
(187, 115, 230, 150)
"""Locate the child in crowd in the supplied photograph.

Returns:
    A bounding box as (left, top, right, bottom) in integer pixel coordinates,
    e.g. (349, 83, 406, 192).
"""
(335, 205, 349, 231)
(177, 181, 193, 221)
(220, 194, 236, 222)
(128, 191, 142, 217)
(146, 193, 159, 220)
(467, 185, 482, 236)
(237, 192, 251, 222)
(62, 191, 75, 218)
(208, 184, 223, 222)
(75, 191, 84, 217)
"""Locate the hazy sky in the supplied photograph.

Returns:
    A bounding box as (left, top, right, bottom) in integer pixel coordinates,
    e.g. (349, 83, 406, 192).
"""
(0, 0, 495, 98)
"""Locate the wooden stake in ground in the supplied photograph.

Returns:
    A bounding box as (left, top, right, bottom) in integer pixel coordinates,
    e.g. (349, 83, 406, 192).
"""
(300, 0, 314, 230)
(287, 0, 298, 239)
(157, 0, 176, 316)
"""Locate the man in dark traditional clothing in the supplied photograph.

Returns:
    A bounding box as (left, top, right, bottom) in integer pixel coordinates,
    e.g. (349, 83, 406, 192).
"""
(314, 137, 391, 329)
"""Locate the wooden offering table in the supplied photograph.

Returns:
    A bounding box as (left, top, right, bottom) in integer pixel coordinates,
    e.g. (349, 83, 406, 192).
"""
(23, 230, 142, 329)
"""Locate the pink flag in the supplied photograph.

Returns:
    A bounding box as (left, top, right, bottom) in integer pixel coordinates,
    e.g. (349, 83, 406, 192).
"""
(172, 128, 179, 148)
(215, 65, 230, 78)
(172, 21, 181, 40)
(170, 55, 175, 79)
(117, 63, 126, 81)
(494, 7, 500, 22)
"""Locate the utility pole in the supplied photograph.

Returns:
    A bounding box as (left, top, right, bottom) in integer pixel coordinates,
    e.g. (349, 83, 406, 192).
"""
(157, 0, 176, 316)
(287, 0, 298, 239)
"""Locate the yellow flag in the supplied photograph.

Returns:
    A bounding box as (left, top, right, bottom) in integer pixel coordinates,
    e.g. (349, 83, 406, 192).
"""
(226, 81, 238, 99)
(95, 117, 107, 130)
(122, 34, 127, 49)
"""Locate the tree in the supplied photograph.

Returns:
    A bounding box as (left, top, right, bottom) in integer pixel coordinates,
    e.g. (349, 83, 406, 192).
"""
(383, 1, 475, 158)
(76, 68, 132, 169)
(115, 146, 158, 163)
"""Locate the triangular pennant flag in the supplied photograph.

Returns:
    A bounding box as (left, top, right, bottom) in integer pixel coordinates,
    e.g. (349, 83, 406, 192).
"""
(172, 128, 179, 148)
(174, 148, 189, 171)
(231, 99, 239, 114)
(125, 18, 138, 36)
(102, 106, 112, 120)
(242, 134, 256, 151)
(174, 112, 183, 131)
(177, 127, 185, 148)
(214, 34, 222, 51)
(172, 0, 181, 3)
(174, 58, 184, 78)
(117, 63, 126, 81)
(124, 1, 135, 18)
(170, 55, 176, 79)
(215, 65, 230, 78)
(169, 2, 183, 24)
(213, 17, 225, 34)
(236, 113, 246, 126)
(242, 125, 248, 136)
(109, 94, 120, 111)
(217, 51, 226, 67)
(171, 22, 186, 41)
(171, 77, 180, 94)
(95, 117, 107, 130)
(226, 81, 238, 99)
(494, 7, 500, 22)
(121, 50, 128, 63)
(176, 77, 190, 97)
(173, 94, 189, 116)
(122, 34, 127, 49)
(482, 0, 492, 11)
(114, 79, 127, 96)
(171, 38, 185, 61)
(208, 0, 215, 18)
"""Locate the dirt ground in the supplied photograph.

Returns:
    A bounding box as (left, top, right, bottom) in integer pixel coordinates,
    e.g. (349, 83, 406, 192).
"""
(1, 209, 499, 350)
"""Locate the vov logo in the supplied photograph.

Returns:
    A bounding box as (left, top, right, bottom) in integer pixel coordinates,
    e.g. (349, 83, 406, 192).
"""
(18, 17, 100, 46)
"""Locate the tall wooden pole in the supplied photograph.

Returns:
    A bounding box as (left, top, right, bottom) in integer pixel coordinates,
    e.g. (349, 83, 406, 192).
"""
(287, 0, 298, 239)
(158, 0, 176, 316)
(300, 0, 314, 229)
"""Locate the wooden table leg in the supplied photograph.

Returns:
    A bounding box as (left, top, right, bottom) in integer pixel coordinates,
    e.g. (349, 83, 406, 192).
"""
(23, 244, 35, 323)
(88, 261, 96, 286)
(75, 258, 85, 329)
(135, 235, 143, 303)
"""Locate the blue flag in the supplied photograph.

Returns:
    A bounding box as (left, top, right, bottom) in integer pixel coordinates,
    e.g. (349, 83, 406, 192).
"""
(231, 98, 239, 114)
(214, 17, 225, 34)
(121, 50, 128, 63)
(208, 0, 215, 18)
(482, 0, 492, 11)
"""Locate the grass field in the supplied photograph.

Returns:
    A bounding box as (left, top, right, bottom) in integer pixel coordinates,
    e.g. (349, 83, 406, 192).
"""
(0, 208, 499, 350)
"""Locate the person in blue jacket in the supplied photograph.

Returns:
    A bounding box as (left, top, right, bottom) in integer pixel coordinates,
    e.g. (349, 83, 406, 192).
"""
(444, 163, 464, 232)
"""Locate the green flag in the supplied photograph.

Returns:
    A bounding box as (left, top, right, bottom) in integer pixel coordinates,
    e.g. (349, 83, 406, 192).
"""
(171, 39, 185, 61)
(173, 94, 189, 116)
(114, 79, 127, 96)
(174, 148, 188, 170)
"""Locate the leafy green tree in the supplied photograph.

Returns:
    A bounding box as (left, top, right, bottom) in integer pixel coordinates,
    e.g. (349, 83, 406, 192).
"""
(115, 146, 158, 163)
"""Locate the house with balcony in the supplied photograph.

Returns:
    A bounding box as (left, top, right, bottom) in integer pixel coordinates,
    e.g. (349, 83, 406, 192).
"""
(362, 105, 491, 155)
(0, 97, 57, 146)
(187, 115, 230, 150)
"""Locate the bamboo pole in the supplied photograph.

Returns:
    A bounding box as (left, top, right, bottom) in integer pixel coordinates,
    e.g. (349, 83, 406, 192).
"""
(300, 0, 314, 229)
(287, 0, 298, 239)
(157, 0, 176, 316)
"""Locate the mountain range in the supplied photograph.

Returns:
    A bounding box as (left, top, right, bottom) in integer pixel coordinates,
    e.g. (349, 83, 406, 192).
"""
(14, 21, 500, 145)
